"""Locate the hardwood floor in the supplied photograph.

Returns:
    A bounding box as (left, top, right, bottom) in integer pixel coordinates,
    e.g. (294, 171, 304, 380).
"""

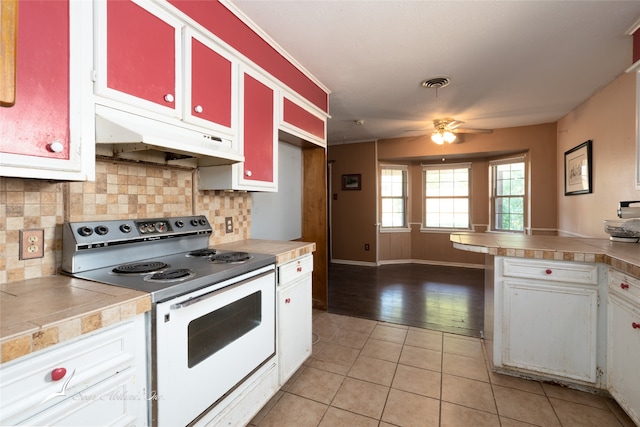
(328, 263, 485, 337)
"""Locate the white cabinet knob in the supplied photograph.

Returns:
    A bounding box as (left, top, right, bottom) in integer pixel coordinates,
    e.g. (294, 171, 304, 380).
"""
(164, 94, 174, 103)
(194, 105, 203, 113)
(48, 141, 64, 153)
(245, 170, 252, 177)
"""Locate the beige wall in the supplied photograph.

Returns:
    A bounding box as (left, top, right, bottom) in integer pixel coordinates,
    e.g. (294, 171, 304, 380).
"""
(330, 72, 638, 264)
(0, 160, 251, 284)
(328, 141, 377, 263)
(329, 123, 557, 266)
(557, 72, 639, 237)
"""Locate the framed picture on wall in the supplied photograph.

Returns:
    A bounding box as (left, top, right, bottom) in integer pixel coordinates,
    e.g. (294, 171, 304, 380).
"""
(564, 140, 592, 195)
(342, 174, 361, 190)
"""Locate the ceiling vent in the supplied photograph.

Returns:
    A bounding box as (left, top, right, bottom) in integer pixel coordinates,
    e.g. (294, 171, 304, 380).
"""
(421, 76, 451, 89)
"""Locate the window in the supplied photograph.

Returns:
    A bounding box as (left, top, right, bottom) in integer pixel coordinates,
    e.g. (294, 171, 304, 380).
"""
(423, 163, 471, 229)
(491, 158, 526, 232)
(380, 165, 408, 228)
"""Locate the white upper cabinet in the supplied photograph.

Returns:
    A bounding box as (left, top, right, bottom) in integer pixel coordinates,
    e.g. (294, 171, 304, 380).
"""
(198, 66, 279, 192)
(94, 0, 183, 119)
(182, 27, 237, 137)
(95, 1, 239, 139)
(280, 95, 327, 147)
(0, 0, 94, 181)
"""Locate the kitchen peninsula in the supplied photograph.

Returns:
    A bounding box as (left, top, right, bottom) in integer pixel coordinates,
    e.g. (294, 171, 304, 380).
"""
(452, 232, 640, 425)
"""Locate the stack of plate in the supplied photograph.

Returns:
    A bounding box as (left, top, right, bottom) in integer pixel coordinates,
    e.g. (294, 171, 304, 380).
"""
(604, 219, 640, 242)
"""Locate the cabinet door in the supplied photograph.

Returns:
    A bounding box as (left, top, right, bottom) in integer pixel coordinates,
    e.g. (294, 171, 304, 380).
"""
(240, 69, 277, 189)
(0, 0, 94, 180)
(0, 316, 147, 426)
(281, 96, 326, 146)
(0, 0, 67, 159)
(502, 279, 598, 382)
(608, 294, 640, 425)
(278, 276, 312, 385)
(96, 0, 180, 116)
(184, 29, 235, 134)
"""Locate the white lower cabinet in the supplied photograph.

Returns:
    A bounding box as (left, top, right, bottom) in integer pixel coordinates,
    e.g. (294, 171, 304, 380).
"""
(607, 269, 640, 425)
(0, 315, 148, 426)
(495, 257, 600, 384)
(277, 254, 313, 385)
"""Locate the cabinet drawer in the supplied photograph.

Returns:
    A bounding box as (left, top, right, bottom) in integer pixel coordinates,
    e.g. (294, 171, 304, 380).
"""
(502, 258, 598, 285)
(278, 255, 314, 286)
(609, 268, 640, 304)
(17, 369, 138, 426)
(0, 320, 138, 425)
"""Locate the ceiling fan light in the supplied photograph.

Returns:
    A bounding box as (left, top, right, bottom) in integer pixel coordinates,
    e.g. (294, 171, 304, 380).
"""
(443, 131, 456, 143)
(431, 133, 445, 144)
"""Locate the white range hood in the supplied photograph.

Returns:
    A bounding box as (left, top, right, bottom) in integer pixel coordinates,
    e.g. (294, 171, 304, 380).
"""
(95, 104, 243, 167)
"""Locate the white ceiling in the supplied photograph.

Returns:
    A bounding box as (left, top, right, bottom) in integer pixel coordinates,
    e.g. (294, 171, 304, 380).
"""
(230, 1, 640, 145)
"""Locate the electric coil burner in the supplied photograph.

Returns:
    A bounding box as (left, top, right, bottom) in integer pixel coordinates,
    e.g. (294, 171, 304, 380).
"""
(187, 248, 218, 257)
(211, 251, 252, 263)
(143, 268, 195, 282)
(112, 261, 169, 275)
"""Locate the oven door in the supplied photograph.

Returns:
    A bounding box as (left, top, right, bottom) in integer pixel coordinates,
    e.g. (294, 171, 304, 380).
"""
(154, 265, 276, 427)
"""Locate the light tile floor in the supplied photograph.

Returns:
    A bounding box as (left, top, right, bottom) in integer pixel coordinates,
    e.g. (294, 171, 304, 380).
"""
(250, 311, 636, 427)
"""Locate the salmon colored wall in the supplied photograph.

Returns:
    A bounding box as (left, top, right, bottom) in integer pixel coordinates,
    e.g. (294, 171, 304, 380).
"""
(329, 124, 557, 266)
(329, 142, 377, 263)
(557, 72, 638, 238)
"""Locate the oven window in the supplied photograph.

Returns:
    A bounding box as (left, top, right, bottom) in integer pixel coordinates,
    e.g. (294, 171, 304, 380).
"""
(187, 291, 262, 368)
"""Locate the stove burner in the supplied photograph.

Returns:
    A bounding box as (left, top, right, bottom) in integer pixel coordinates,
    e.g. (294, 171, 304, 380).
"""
(112, 261, 169, 275)
(187, 249, 218, 257)
(210, 251, 252, 264)
(144, 268, 195, 282)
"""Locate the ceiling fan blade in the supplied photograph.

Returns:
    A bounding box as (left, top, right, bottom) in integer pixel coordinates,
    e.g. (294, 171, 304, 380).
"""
(453, 128, 493, 134)
(447, 120, 465, 130)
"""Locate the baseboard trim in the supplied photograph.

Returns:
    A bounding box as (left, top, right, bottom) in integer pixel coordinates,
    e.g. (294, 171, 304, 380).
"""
(330, 259, 378, 267)
(330, 258, 485, 269)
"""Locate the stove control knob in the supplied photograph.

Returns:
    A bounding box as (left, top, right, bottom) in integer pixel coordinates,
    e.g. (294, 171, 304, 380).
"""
(78, 226, 93, 237)
(199, 218, 207, 226)
(155, 222, 166, 232)
(120, 224, 132, 233)
(95, 225, 109, 236)
(175, 220, 184, 228)
(190, 219, 199, 227)
(139, 224, 148, 233)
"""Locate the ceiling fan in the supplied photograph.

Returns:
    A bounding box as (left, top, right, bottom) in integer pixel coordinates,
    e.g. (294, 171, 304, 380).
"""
(430, 118, 493, 144)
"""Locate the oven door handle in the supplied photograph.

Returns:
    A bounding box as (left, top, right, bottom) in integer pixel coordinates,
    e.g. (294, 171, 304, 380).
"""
(170, 269, 273, 310)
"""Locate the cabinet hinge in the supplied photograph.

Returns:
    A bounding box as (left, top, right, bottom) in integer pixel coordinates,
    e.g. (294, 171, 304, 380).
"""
(596, 367, 604, 378)
(90, 69, 97, 82)
(597, 295, 600, 307)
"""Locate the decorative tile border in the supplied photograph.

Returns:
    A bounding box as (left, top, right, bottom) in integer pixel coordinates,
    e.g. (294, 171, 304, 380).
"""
(0, 296, 151, 364)
(493, 248, 636, 279)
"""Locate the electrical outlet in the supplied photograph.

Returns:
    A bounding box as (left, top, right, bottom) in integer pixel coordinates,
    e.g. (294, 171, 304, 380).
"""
(225, 217, 233, 234)
(20, 229, 45, 260)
